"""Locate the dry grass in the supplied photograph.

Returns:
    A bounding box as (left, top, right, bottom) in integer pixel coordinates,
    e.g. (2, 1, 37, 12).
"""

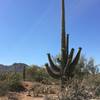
(0, 79, 100, 100)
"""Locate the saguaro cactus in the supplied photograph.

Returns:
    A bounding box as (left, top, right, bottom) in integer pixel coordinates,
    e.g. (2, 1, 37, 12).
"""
(45, 0, 82, 93)
(23, 66, 26, 81)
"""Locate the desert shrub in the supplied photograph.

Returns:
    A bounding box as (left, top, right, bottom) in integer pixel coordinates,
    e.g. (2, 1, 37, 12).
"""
(0, 80, 9, 96)
(34, 75, 43, 82)
(0, 73, 7, 81)
(9, 80, 25, 92)
(0, 73, 25, 95)
(95, 85, 100, 96)
(41, 78, 52, 85)
(93, 75, 100, 87)
(8, 73, 25, 92)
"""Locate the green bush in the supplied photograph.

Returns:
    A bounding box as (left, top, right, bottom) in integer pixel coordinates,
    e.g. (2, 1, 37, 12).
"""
(8, 73, 25, 92)
(0, 80, 9, 96)
(0, 74, 7, 81)
(95, 86, 100, 96)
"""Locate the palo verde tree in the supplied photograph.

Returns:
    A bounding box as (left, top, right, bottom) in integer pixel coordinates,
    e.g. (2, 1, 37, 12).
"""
(45, 0, 82, 96)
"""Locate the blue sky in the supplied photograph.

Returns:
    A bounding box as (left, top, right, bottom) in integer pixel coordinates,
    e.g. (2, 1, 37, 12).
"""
(0, 0, 100, 67)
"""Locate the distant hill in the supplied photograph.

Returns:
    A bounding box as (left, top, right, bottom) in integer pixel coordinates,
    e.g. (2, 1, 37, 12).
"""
(0, 63, 29, 73)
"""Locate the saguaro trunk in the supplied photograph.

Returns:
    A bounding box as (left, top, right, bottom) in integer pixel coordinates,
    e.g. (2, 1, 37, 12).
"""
(23, 66, 26, 81)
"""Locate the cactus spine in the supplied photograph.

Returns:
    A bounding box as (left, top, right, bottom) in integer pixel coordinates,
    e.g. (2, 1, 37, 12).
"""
(45, 0, 82, 96)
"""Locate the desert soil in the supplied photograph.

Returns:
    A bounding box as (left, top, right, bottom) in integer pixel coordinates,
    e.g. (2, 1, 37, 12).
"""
(0, 81, 44, 100)
(0, 92, 44, 100)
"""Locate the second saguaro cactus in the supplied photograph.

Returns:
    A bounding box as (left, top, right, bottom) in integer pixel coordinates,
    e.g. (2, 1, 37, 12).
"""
(23, 66, 26, 81)
(45, 0, 82, 93)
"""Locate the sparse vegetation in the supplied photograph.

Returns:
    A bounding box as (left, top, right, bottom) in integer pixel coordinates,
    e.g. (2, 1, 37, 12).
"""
(0, 80, 9, 96)
(0, 0, 99, 100)
(0, 62, 99, 99)
(0, 73, 25, 96)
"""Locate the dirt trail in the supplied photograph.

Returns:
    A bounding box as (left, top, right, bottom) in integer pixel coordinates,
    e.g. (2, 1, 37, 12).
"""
(19, 92, 44, 100)
(0, 94, 44, 100)
(0, 81, 55, 100)
(20, 81, 44, 100)
(0, 81, 44, 100)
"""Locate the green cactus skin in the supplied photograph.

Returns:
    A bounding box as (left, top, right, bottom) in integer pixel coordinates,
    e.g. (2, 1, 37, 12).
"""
(47, 53, 60, 72)
(68, 48, 74, 65)
(46, 47, 82, 80)
(64, 48, 82, 78)
(45, 64, 60, 79)
(45, 0, 82, 96)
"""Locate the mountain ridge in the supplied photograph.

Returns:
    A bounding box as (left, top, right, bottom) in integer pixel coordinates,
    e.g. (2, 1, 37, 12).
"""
(0, 63, 29, 73)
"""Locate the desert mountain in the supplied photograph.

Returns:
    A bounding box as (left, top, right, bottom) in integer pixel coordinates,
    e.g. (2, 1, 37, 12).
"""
(0, 63, 29, 73)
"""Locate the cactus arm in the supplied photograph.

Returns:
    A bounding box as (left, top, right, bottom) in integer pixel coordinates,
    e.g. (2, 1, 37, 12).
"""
(64, 48, 81, 77)
(71, 47, 82, 66)
(68, 47, 82, 75)
(45, 64, 60, 79)
(68, 48, 74, 65)
(47, 53, 60, 72)
(64, 48, 74, 73)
